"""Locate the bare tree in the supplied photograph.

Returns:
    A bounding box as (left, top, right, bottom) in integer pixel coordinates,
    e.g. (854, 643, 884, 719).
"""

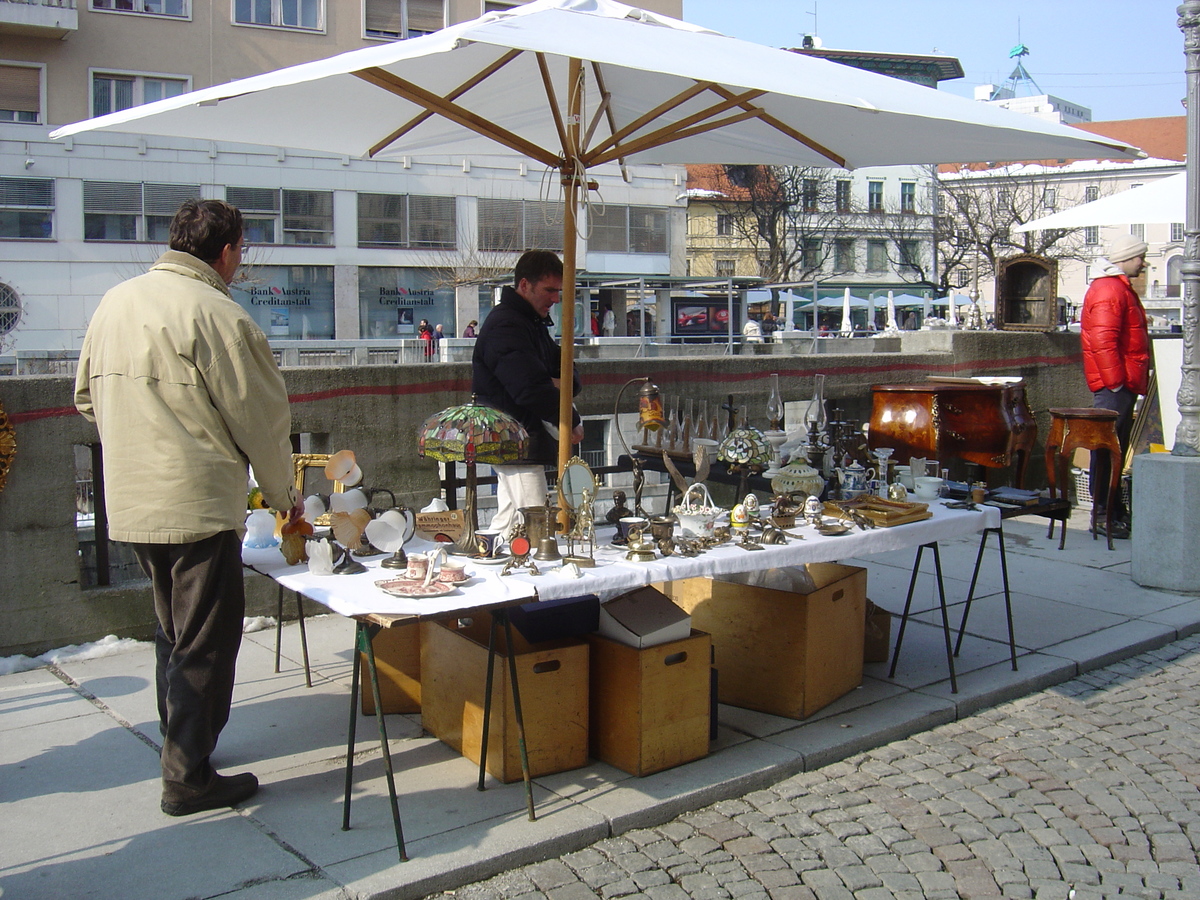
(936, 166, 1100, 286)
(711, 165, 856, 284)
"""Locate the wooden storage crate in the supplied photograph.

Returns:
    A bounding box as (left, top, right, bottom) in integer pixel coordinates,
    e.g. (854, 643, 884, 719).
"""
(360, 622, 421, 715)
(587, 629, 711, 776)
(420, 617, 589, 783)
(661, 563, 866, 719)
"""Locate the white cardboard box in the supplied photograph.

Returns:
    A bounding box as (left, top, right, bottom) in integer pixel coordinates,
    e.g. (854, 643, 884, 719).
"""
(597, 586, 692, 649)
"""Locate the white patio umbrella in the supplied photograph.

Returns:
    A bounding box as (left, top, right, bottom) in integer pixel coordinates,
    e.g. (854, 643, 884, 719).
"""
(50, 0, 1141, 475)
(839, 288, 854, 336)
(1016, 173, 1184, 232)
(886, 291, 899, 331)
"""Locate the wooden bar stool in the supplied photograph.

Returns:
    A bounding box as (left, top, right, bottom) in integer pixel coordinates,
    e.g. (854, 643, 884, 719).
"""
(1044, 408, 1121, 551)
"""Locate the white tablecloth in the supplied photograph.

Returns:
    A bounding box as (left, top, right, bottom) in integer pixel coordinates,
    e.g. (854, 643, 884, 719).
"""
(243, 503, 999, 621)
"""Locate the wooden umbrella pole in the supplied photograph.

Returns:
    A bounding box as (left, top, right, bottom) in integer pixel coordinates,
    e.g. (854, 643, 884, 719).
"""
(557, 58, 583, 516)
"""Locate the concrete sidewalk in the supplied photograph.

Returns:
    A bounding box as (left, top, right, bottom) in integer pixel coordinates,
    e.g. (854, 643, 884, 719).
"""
(3, 508, 1198, 900)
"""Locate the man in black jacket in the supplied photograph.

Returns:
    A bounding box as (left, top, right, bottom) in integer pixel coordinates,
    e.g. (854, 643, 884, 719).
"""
(473, 250, 583, 536)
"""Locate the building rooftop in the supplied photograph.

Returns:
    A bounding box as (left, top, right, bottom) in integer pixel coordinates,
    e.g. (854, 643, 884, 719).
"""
(790, 45, 965, 87)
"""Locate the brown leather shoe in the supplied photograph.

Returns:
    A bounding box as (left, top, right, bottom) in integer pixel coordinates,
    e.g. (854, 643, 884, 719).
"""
(161, 772, 258, 816)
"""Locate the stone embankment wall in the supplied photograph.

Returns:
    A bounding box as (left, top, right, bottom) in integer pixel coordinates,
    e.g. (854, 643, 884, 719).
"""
(0, 331, 1089, 656)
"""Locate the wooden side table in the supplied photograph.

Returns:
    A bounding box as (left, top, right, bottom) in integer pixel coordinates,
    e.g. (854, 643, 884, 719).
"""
(1045, 408, 1121, 551)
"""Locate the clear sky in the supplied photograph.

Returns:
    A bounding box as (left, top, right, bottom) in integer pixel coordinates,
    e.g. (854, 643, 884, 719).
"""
(681, 1, 1186, 122)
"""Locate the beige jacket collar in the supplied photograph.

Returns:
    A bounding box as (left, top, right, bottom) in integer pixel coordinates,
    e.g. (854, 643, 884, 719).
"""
(150, 250, 233, 298)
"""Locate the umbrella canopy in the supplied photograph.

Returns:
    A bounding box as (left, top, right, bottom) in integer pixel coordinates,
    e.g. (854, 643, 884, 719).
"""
(50, 0, 1143, 475)
(1016, 173, 1184, 232)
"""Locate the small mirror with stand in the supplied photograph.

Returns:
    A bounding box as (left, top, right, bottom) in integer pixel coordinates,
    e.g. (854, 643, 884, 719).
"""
(559, 455, 597, 567)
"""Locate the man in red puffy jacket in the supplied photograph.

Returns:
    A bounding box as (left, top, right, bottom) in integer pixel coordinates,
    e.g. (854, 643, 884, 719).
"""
(1080, 234, 1149, 538)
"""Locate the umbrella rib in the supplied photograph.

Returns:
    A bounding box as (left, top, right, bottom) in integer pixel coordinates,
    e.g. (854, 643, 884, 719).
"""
(704, 84, 846, 168)
(586, 62, 628, 175)
(586, 108, 763, 168)
(535, 53, 571, 163)
(365, 48, 523, 159)
(584, 81, 715, 161)
(354, 66, 562, 168)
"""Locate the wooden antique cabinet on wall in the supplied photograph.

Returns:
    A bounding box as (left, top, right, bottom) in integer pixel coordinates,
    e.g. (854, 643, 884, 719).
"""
(995, 254, 1059, 332)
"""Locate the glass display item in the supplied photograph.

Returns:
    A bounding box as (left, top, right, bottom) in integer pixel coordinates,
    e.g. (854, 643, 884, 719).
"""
(872, 447, 895, 496)
(766, 373, 784, 431)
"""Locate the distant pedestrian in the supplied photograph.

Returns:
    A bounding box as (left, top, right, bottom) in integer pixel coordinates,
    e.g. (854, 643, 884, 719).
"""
(418, 319, 434, 360)
(463, 319, 478, 338)
(601, 305, 615, 337)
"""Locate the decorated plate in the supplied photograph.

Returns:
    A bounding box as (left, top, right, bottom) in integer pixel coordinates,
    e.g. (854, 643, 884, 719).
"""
(374, 578, 458, 598)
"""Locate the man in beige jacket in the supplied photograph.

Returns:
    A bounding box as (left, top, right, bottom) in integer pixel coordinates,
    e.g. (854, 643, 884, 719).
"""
(76, 199, 302, 816)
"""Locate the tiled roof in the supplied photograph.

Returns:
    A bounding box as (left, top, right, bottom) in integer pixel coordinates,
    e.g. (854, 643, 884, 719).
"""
(1072, 117, 1186, 162)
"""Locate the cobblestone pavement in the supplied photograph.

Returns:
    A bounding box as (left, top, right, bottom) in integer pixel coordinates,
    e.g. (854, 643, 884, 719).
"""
(431, 636, 1200, 900)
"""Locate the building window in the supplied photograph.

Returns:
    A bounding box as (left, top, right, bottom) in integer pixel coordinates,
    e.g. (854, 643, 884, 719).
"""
(1130, 223, 1145, 241)
(0, 64, 43, 124)
(867, 180, 884, 213)
(83, 181, 199, 242)
(834, 238, 855, 272)
(92, 0, 188, 16)
(358, 193, 455, 248)
(1, 177, 55, 240)
(954, 268, 971, 288)
(227, 187, 334, 245)
(478, 198, 564, 252)
(92, 72, 188, 116)
(0, 282, 21, 337)
(235, 0, 322, 30)
(898, 240, 921, 273)
(835, 180, 851, 213)
(716, 213, 734, 236)
(866, 239, 888, 272)
(1172, 222, 1185, 243)
(801, 238, 821, 269)
(1043, 189, 1056, 208)
(714, 258, 736, 278)
(801, 179, 819, 212)
(589, 205, 668, 254)
(900, 182, 916, 214)
(996, 188, 1011, 208)
(365, 0, 444, 39)
(1085, 185, 1099, 203)
(1084, 226, 1099, 246)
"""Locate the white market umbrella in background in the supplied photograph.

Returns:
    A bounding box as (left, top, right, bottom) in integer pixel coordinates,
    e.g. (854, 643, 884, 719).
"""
(886, 291, 899, 330)
(51, 0, 1142, 475)
(839, 288, 853, 336)
(1017, 173, 1184, 232)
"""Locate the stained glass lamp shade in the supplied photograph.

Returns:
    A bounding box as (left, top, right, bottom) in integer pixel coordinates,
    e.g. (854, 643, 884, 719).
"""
(718, 426, 771, 469)
(418, 397, 527, 554)
(718, 425, 772, 498)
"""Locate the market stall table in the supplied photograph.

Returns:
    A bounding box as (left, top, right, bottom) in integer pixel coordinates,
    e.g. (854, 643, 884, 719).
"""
(242, 501, 1000, 858)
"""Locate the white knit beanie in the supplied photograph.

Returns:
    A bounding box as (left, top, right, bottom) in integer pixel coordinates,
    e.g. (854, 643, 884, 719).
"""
(1107, 234, 1149, 263)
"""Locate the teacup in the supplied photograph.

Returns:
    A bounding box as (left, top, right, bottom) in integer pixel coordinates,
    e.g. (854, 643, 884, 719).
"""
(615, 515, 648, 545)
(475, 528, 504, 558)
(913, 476, 944, 500)
(894, 465, 914, 491)
(692, 438, 718, 461)
(437, 561, 467, 583)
